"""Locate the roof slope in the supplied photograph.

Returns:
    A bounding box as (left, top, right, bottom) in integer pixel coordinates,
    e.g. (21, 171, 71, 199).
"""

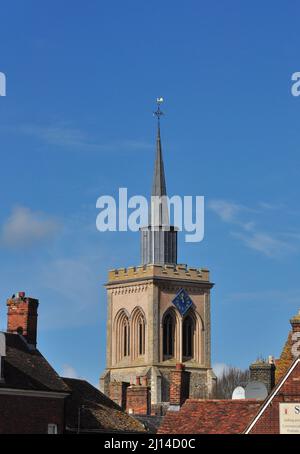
(275, 310, 300, 383)
(63, 378, 146, 433)
(1, 333, 69, 393)
(158, 399, 261, 434)
(245, 358, 300, 433)
(275, 331, 294, 384)
(134, 415, 164, 434)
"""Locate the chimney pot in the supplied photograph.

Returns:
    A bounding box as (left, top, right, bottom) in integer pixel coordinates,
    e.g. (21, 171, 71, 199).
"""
(136, 376, 141, 386)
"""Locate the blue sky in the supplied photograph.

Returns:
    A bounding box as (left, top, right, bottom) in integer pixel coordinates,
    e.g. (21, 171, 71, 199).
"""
(0, 1, 300, 384)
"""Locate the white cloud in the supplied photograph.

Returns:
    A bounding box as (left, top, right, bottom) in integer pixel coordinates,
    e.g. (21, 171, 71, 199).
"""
(232, 231, 294, 258)
(209, 198, 299, 258)
(20, 124, 87, 147)
(208, 199, 244, 223)
(1, 206, 60, 248)
(213, 363, 229, 378)
(18, 124, 151, 152)
(258, 201, 284, 211)
(61, 364, 79, 379)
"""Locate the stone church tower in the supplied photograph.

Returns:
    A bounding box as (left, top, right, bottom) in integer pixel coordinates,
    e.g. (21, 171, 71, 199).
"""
(100, 101, 215, 412)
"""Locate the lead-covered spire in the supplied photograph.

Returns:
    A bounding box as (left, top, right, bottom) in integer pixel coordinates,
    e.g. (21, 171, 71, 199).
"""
(152, 102, 167, 197)
(150, 98, 169, 227)
(140, 98, 177, 265)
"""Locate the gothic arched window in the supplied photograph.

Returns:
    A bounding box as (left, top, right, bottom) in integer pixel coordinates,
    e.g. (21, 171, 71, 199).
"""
(138, 318, 145, 356)
(131, 308, 146, 359)
(182, 315, 194, 359)
(163, 312, 175, 358)
(123, 319, 130, 357)
(115, 310, 130, 362)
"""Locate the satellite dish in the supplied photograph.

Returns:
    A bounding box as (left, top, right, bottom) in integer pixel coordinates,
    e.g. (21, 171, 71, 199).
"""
(245, 381, 268, 400)
(232, 386, 245, 400)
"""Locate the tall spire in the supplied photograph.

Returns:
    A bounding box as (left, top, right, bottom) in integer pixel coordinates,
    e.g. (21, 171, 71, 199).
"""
(152, 124, 167, 197)
(152, 98, 167, 197)
(151, 98, 169, 227)
(140, 98, 177, 265)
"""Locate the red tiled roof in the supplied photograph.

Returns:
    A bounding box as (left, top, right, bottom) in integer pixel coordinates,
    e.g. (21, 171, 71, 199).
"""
(158, 399, 261, 434)
(245, 358, 300, 434)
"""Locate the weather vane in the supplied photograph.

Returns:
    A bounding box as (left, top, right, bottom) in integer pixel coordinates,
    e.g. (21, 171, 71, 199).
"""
(153, 97, 164, 124)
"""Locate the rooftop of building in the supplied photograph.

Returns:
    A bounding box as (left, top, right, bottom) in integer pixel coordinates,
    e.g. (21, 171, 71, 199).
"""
(63, 377, 147, 434)
(274, 309, 300, 383)
(158, 399, 261, 434)
(133, 415, 164, 434)
(275, 331, 294, 383)
(0, 332, 69, 393)
(245, 357, 300, 433)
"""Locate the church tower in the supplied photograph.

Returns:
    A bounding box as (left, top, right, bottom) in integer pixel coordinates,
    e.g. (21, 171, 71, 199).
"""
(100, 100, 215, 413)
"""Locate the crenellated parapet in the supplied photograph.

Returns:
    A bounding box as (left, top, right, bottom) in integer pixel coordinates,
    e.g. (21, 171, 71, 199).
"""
(107, 264, 210, 284)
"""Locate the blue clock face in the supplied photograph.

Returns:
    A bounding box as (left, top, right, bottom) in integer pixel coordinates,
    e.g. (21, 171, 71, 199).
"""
(172, 288, 193, 316)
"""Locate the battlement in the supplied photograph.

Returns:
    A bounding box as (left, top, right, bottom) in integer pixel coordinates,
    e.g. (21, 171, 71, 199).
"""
(107, 264, 210, 283)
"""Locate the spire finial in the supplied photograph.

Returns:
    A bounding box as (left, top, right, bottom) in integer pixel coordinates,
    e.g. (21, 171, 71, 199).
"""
(153, 97, 164, 128)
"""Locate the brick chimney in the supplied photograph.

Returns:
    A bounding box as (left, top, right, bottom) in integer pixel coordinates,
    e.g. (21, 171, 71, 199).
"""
(169, 363, 190, 408)
(249, 357, 276, 393)
(6, 292, 39, 347)
(126, 376, 150, 415)
(109, 381, 128, 410)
